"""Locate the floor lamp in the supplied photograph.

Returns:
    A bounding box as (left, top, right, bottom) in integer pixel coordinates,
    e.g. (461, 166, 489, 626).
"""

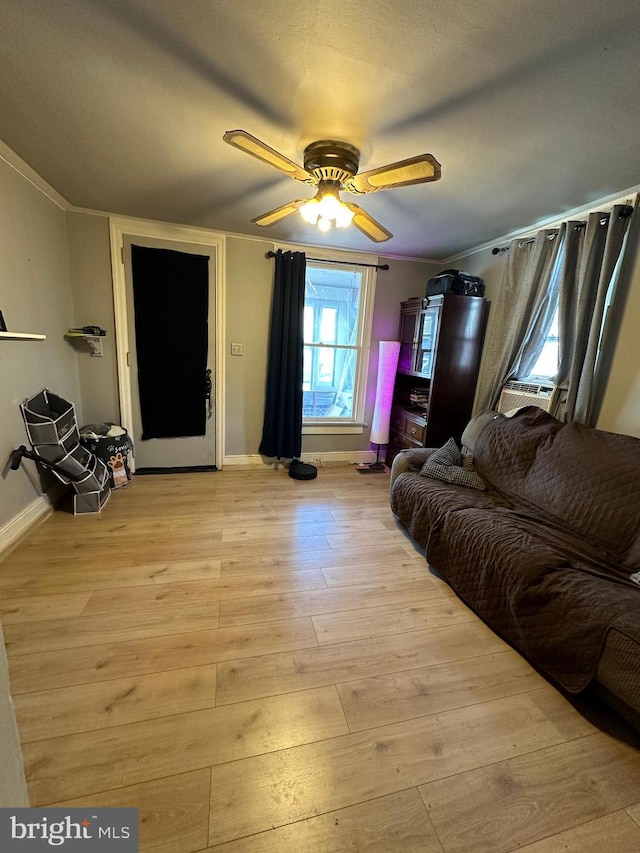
(368, 340, 400, 471)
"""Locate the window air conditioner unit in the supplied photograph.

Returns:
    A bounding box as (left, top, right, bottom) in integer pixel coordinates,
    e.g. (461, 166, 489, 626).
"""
(497, 380, 557, 414)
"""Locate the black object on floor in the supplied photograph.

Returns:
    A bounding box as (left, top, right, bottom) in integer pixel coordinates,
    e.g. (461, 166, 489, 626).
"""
(289, 460, 317, 480)
(356, 464, 386, 474)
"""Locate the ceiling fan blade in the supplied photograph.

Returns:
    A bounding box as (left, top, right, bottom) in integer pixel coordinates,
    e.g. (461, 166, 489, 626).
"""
(345, 203, 393, 242)
(224, 130, 315, 184)
(251, 199, 307, 227)
(345, 153, 441, 194)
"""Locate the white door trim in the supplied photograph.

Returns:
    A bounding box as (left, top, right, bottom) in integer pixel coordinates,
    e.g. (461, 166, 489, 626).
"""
(109, 216, 226, 470)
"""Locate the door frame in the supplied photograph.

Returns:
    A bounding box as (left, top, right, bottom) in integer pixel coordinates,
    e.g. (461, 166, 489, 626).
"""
(109, 216, 226, 470)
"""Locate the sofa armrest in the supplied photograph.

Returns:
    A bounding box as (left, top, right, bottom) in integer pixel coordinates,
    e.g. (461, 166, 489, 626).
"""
(389, 447, 437, 492)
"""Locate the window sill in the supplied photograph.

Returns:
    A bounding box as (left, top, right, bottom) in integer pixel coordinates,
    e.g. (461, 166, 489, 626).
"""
(302, 422, 365, 435)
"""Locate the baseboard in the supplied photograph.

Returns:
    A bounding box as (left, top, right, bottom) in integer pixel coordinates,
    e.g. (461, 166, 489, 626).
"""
(0, 487, 64, 561)
(135, 465, 218, 475)
(223, 450, 377, 468)
(222, 454, 265, 468)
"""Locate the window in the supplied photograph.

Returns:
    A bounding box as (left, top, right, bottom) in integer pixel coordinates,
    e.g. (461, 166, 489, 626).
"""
(526, 307, 559, 381)
(521, 237, 565, 384)
(302, 258, 376, 433)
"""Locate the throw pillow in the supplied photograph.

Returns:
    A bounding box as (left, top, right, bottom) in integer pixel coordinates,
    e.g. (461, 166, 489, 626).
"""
(420, 438, 486, 491)
(421, 437, 461, 470)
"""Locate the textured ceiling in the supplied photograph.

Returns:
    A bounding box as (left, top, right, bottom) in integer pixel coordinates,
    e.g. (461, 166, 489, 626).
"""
(1, 0, 639, 259)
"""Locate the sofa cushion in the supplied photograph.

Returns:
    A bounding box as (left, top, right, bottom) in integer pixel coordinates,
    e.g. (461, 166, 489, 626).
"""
(597, 607, 640, 723)
(390, 471, 503, 549)
(426, 504, 640, 692)
(474, 407, 640, 565)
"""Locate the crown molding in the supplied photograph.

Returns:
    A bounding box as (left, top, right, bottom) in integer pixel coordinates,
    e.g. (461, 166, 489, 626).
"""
(444, 184, 640, 264)
(0, 140, 70, 210)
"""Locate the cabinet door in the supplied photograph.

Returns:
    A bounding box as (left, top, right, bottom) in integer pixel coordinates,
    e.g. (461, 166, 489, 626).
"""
(416, 306, 439, 378)
(398, 307, 419, 374)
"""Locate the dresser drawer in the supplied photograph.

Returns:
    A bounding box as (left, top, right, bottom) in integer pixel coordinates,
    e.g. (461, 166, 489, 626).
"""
(390, 409, 406, 436)
(404, 419, 425, 444)
(403, 409, 427, 444)
(387, 432, 423, 467)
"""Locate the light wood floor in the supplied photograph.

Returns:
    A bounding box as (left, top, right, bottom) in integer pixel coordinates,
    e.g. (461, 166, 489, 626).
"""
(2, 465, 640, 852)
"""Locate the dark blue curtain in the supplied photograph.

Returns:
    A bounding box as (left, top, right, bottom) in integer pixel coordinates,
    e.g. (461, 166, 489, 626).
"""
(259, 250, 306, 459)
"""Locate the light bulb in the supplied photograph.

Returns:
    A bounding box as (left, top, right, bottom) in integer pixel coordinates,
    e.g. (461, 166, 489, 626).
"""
(299, 185, 354, 231)
(300, 199, 319, 225)
(335, 205, 355, 228)
(317, 194, 341, 219)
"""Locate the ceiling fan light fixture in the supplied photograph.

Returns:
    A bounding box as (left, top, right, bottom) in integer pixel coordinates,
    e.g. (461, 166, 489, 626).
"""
(300, 183, 355, 231)
(224, 129, 439, 243)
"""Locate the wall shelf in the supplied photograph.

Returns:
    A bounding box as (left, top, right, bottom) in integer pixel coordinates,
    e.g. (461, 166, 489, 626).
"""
(64, 333, 104, 356)
(0, 331, 46, 341)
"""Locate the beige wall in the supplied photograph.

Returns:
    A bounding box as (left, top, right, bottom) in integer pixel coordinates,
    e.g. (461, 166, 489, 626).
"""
(454, 247, 508, 304)
(224, 237, 276, 457)
(66, 212, 120, 425)
(454, 247, 509, 414)
(0, 155, 81, 530)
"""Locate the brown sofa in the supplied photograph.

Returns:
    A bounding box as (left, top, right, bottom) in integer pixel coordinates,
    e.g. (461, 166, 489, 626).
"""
(390, 406, 640, 728)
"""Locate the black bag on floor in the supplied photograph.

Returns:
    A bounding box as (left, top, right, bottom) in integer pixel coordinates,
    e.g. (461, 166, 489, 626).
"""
(80, 424, 133, 489)
(426, 268, 485, 298)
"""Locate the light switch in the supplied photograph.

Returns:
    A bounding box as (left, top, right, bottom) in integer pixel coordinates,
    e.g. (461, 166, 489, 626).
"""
(231, 342, 243, 356)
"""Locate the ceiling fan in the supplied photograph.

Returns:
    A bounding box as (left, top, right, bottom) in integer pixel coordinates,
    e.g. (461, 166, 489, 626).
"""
(223, 129, 442, 243)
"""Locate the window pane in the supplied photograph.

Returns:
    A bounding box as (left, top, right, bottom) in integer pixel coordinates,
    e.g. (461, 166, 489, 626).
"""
(419, 352, 433, 377)
(420, 312, 436, 350)
(320, 307, 337, 344)
(303, 348, 355, 418)
(305, 266, 361, 347)
(318, 347, 335, 385)
(304, 306, 314, 343)
(531, 340, 558, 378)
(528, 308, 559, 379)
(303, 346, 312, 390)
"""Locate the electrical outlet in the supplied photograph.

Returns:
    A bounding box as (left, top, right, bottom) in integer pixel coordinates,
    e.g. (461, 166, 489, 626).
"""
(231, 342, 243, 356)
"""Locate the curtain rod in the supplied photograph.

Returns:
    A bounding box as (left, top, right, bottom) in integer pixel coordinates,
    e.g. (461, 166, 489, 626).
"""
(265, 250, 388, 270)
(492, 232, 559, 253)
(491, 205, 634, 254)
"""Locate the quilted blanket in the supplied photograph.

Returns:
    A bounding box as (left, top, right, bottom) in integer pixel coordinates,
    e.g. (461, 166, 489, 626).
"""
(391, 408, 640, 693)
